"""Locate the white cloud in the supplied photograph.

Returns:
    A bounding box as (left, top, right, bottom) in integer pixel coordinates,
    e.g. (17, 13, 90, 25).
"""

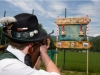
(93, 34, 100, 37)
(48, 1, 67, 11)
(45, 1, 68, 18)
(5, 0, 67, 18)
(5, 0, 68, 35)
(6, 0, 31, 11)
(75, 1, 100, 36)
(5, 0, 47, 15)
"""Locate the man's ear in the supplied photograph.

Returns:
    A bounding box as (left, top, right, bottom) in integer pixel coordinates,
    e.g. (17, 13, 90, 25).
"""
(27, 43, 33, 48)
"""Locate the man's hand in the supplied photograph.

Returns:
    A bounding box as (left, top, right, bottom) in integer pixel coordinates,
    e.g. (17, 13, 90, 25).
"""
(40, 45, 47, 54)
(40, 38, 50, 53)
(39, 44, 60, 74)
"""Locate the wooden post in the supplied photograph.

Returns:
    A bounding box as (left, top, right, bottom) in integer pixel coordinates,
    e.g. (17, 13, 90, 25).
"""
(55, 46, 58, 65)
(86, 22, 89, 75)
(32, 9, 34, 15)
(63, 49, 66, 69)
(86, 49, 89, 75)
(63, 8, 66, 69)
(55, 25, 58, 65)
(55, 36, 58, 65)
(86, 36, 89, 75)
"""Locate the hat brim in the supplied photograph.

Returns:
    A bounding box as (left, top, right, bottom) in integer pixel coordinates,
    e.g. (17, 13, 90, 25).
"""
(2, 27, 48, 43)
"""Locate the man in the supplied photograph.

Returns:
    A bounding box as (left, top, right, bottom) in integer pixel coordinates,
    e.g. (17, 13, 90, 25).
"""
(0, 13, 60, 75)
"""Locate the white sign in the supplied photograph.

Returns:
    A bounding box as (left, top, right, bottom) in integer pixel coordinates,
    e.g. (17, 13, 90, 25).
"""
(83, 43, 88, 47)
(71, 42, 74, 47)
(58, 42, 61, 47)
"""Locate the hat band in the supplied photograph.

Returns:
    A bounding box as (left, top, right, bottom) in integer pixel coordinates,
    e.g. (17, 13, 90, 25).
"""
(11, 30, 38, 39)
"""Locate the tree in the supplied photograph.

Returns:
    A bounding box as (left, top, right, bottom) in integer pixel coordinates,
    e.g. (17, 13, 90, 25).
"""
(39, 24, 56, 50)
(0, 26, 7, 45)
(39, 24, 47, 33)
(90, 36, 100, 52)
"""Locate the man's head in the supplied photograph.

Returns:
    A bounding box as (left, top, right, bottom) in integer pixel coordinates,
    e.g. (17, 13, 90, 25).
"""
(0, 13, 48, 49)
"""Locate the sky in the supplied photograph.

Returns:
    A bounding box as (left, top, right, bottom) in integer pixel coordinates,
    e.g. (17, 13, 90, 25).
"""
(0, 0, 100, 37)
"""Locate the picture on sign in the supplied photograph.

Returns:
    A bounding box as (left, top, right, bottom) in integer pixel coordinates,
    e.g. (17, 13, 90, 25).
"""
(71, 42, 74, 47)
(58, 42, 61, 47)
(83, 43, 88, 47)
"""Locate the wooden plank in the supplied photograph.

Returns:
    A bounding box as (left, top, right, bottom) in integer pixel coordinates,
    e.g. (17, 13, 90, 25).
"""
(55, 17, 91, 25)
(54, 41, 92, 49)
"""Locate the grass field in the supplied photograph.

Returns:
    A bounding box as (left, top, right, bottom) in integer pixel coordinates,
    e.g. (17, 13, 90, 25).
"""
(61, 71, 100, 75)
(54, 51, 100, 74)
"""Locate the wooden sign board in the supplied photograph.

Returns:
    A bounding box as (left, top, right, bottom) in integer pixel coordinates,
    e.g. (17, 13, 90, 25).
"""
(58, 25, 87, 41)
(55, 17, 91, 25)
(54, 41, 92, 49)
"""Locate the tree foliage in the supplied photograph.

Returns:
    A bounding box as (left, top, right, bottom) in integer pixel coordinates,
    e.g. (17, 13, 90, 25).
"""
(0, 26, 7, 45)
(39, 24, 47, 33)
(90, 36, 100, 52)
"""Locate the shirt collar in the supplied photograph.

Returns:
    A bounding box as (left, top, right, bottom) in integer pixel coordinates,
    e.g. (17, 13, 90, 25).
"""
(6, 45, 25, 63)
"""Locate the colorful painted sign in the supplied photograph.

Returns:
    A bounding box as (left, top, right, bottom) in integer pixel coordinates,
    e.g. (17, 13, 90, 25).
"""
(55, 16, 92, 49)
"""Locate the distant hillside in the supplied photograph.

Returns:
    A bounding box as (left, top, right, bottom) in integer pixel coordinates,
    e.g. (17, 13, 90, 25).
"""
(90, 35, 100, 41)
(89, 36, 94, 41)
(96, 35, 100, 38)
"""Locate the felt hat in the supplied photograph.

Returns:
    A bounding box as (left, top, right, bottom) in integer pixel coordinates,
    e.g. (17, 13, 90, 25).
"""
(0, 13, 47, 43)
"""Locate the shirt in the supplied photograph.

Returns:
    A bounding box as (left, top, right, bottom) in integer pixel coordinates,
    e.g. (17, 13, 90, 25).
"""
(0, 45, 60, 75)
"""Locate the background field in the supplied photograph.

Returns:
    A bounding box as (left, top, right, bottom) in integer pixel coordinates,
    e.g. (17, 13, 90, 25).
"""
(53, 51, 100, 74)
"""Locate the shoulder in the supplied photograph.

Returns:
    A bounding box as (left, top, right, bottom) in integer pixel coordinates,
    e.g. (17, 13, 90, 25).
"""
(0, 59, 60, 75)
(0, 59, 21, 68)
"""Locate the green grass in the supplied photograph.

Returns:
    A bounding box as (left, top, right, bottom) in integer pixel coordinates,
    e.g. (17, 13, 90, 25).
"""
(62, 71, 100, 75)
(54, 51, 100, 73)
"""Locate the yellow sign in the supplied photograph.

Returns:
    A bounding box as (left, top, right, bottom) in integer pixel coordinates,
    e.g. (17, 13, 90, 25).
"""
(55, 17, 91, 25)
(54, 41, 92, 49)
